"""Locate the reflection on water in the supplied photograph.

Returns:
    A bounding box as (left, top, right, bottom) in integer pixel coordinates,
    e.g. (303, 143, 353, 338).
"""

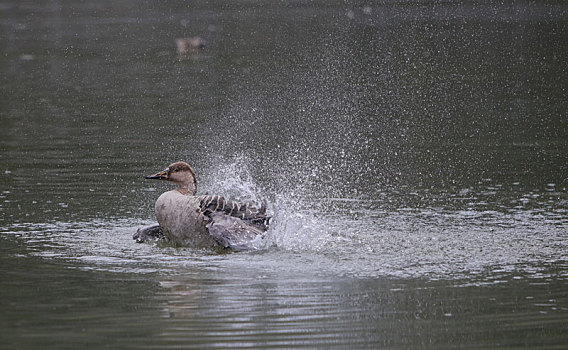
(1, 219, 567, 349)
(1, 0, 568, 348)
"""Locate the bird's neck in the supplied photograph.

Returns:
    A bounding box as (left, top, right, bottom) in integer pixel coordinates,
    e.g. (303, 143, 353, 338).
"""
(176, 183, 196, 196)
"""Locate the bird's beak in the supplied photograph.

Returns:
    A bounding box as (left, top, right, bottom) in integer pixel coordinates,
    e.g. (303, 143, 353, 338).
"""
(145, 168, 169, 180)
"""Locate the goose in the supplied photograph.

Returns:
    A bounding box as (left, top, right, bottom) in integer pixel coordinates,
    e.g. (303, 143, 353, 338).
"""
(134, 161, 269, 251)
(175, 37, 206, 54)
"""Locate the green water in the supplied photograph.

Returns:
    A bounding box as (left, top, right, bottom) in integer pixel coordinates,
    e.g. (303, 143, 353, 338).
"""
(1, 0, 567, 348)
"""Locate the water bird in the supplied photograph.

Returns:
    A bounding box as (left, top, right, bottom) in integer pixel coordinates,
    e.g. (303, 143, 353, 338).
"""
(175, 37, 206, 54)
(134, 161, 269, 251)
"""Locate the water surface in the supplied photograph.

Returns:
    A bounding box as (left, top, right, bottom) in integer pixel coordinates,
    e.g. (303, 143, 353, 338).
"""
(1, 0, 567, 348)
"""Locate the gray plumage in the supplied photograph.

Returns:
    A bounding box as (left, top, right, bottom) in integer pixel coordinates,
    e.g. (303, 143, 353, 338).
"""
(199, 194, 270, 229)
(206, 212, 265, 251)
(133, 224, 164, 242)
(135, 161, 269, 251)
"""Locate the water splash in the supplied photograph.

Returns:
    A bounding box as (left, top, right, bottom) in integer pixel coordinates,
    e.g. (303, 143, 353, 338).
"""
(198, 155, 265, 204)
(193, 158, 568, 280)
(2, 156, 567, 280)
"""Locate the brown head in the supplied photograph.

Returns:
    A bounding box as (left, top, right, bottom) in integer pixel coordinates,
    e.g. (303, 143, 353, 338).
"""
(145, 161, 197, 195)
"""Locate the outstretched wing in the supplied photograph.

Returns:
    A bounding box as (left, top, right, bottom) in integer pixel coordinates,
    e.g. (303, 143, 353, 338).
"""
(198, 195, 270, 230)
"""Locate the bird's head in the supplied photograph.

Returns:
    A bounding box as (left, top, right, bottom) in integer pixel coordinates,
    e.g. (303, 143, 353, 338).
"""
(146, 161, 197, 195)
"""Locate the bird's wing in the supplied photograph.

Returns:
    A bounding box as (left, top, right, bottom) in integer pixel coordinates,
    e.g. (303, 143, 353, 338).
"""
(205, 212, 265, 251)
(133, 224, 164, 243)
(198, 194, 270, 228)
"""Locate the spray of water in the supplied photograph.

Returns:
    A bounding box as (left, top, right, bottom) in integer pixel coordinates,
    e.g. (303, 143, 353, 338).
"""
(188, 155, 568, 279)
(3, 155, 566, 280)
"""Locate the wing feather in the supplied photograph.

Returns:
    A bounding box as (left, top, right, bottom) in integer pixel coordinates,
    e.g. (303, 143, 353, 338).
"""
(198, 195, 270, 230)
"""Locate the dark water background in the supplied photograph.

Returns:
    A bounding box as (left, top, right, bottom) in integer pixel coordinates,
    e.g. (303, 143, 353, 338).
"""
(1, 0, 567, 348)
